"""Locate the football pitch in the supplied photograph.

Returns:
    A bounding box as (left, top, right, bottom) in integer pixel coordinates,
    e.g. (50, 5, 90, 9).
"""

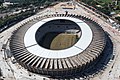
(41, 32, 78, 50)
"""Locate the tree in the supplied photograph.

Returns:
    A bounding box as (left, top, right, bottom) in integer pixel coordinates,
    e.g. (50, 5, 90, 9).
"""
(0, 0, 4, 6)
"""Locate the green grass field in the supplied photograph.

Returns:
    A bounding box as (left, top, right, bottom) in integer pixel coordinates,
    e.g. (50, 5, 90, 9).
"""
(41, 32, 78, 50)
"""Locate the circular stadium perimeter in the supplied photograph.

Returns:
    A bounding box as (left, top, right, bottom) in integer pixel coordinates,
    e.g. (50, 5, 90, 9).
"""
(9, 14, 106, 78)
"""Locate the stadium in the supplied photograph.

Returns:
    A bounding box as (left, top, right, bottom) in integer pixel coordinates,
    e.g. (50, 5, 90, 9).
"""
(9, 14, 106, 78)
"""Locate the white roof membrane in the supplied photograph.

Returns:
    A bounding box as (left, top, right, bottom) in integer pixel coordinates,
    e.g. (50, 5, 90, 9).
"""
(24, 17, 93, 58)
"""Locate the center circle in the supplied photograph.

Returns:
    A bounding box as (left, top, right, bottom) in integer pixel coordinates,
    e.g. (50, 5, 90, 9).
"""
(35, 19, 81, 50)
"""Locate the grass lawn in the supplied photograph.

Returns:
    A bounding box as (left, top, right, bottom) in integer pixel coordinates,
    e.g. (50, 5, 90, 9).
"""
(50, 33, 77, 50)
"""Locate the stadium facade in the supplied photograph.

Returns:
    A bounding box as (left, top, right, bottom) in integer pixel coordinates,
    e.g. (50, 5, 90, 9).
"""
(9, 14, 106, 78)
